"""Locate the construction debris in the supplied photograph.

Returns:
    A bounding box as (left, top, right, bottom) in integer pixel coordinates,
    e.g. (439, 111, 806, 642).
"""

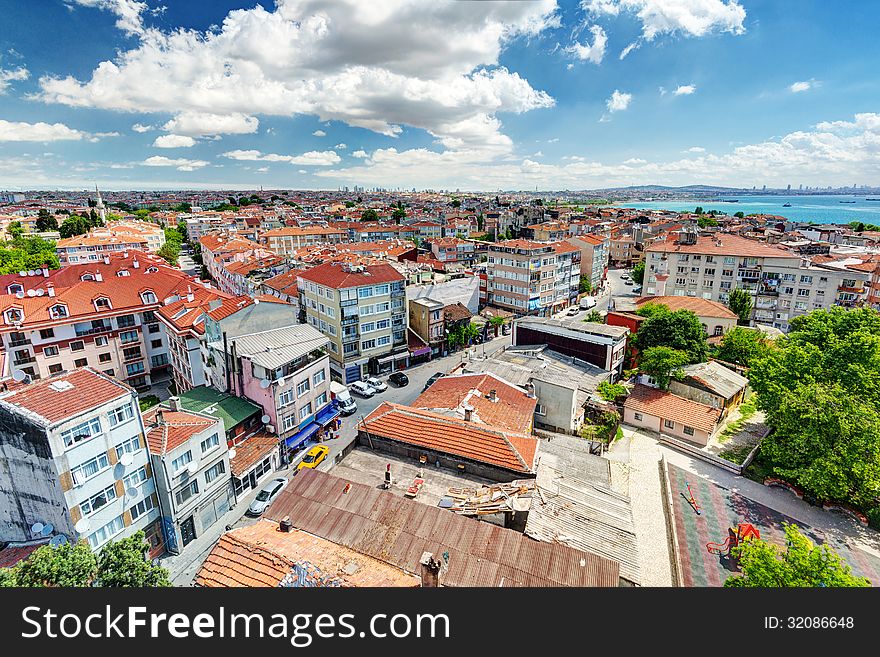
(441, 480, 535, 515)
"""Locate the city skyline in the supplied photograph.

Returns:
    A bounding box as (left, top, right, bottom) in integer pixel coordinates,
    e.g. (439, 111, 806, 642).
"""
(1, 1, 879, 190)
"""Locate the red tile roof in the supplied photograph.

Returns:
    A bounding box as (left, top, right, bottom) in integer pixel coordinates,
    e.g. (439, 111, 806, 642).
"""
(0, 542, 47, 568)
(0, 367, 132, 425)
(230, 432, 279, 478)
(297, 262, 404, 289)
(362, 401, 537, 474)
(634, 295, 738, 320)
(624, 384, 721, 434)
(156, 286, 233, 335)
(143, 407, 219, 455)
(646, 233, 797, 259)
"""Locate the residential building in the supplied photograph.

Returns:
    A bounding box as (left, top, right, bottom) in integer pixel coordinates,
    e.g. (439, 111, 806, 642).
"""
(609, 234, 636, 266)
(567, 234, 609, 293)
(408, 297, 445, 357)
(622, 384, 722, 446)
(143, 404, 231, 554)
(0, 368, 165, 557)
(406, 276, 481, 314)
(486, 240, 580, 315)
(427, 237, 477, 266)
(298, 262, 408, 383)
(262, 226, 347, 254)
(608, 295, 739, 337)
(666, 360, 749, 419)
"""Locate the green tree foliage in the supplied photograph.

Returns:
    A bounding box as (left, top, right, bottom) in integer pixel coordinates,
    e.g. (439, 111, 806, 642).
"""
(488, 315, 505, 336)
(725, 523, 870, 587)
(361, 208, 379, 222)
(172, 202, 192, 213)
(157, 242, 180, 266)
(748, 307, 880, 507)
(58, 214, 91, 238)
(0, 532, 170, 587)
(391, 207, 406, 222)
(631, 261, 645, 285)
(634, 305, 708, 363)
(734, 211, 745, 218)
(0, 234, 60, 274)
(638, 346, 690, 389)
(35, 209, 58, 232)
(579, 275, 592, 294)
(714, 327, 772, 367)
(584, 310, 604, 323)
(694, 206, 704, 215)
(597, 380, 628, 402)
(697, 215, 718, 228)
(7, 221, 23, 240)
(450, 199, 461, 208)
(727, 287, 753, 325)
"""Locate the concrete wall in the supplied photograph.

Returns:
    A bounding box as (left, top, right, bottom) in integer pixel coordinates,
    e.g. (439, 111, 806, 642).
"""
(533, 379, 579, 434)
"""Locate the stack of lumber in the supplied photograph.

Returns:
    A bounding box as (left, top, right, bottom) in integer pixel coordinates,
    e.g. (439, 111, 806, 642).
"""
(443, 480, 534, 515)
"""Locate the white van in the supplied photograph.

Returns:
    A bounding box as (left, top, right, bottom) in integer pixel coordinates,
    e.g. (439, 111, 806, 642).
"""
(579, 296, 597, 310)
(329, 381, 357, 416)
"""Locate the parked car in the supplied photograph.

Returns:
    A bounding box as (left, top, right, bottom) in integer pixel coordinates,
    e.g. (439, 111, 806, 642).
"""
(624, 279, 634, 286)
(501, 324, 511, 335)
(566, 306, 580, 316)
(423, 372, 445, 391)
(365, 376, 387, 393)
(297, 445, 329, 471)
(350, 380, 376, 397)
(621, 273, 630, 280)
(246, 477, 289, 516)
(388, 372, 409, 387)
(579, 296, 597, 310)
(632, 285, 643, 294)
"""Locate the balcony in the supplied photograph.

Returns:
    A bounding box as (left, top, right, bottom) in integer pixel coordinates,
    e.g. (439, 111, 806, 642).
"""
(341, 315, 359, 326)
(340, 298, 358, 307)
(838, 285, 865, 294)
(75, 322, 112, 337)
(9, 338, 30, 347)
(12, 355, 36, 366)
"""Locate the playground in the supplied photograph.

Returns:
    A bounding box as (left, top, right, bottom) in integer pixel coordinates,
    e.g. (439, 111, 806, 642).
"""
(666, 462, 880, 587)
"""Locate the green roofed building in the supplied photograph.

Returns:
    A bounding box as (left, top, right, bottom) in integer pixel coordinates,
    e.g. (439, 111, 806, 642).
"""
(172, 385, 263, 443)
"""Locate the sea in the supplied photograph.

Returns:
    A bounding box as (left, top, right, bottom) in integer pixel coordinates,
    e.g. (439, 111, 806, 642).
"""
(618, 194, 880, 225)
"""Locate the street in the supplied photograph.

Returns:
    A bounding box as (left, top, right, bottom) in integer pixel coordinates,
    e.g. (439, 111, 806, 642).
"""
(551, 265, 639, 320)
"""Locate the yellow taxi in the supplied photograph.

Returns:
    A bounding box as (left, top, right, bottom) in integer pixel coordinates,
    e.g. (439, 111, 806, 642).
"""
(297, 444, 329, 471)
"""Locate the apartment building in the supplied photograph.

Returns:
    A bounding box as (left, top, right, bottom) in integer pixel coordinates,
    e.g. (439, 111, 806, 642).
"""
(428, 237, 477, 266)
(609, 234, 636, 266)
(262, 226, 347, 255)
(567, 234, 609, 293)
(0, 368, 165, 557)
(408, 297, 445, 357)
(645, 230, 870, 331)
(199, 233, 274, 287)
(0, 252, 195, 389)
(298, 262, 408, 383)
(143, 404, 230, 553)
(486, 240, 580, 316)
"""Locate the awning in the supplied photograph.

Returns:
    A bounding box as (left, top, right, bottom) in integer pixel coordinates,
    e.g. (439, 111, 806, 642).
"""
(378, 354, 395, 364)
(315, 403, 340, 427)
(285, 422, 320, 450)
(410, 346, 432, 357)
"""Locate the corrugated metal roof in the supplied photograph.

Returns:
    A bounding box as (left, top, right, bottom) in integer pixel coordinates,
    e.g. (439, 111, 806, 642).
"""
(680, 360, 749, 400)
(266, 469, 621, 587)
(219, 325, 330, 370)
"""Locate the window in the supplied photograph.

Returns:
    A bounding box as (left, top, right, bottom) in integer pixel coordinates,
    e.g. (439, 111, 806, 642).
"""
(171, 450, 193, 473)
(535, 403, 546, 416)
(151, 339, 162, 348)
(377, 335, 391, 347)
(70, 341, 85, 352)
(87, 515, 125, 549)
(104, 369, 115, 377)
(49, 304, 68, 319)
(663, 419, 675, 430)
(108, 402, 134, 427)
(299, 403, 312, 420)
(94, 297, 111, 311)
(99, 353, 112, 363)
(126, 362, 145, 377)
(313, 370, 325, 386)
(683, 426, 695, 436)
(61, 417, 103, 448)
(115, 435, 140, 459)
(43, 345, 59, 357)
(129, 494, 156, 520)
(49, 363, 63, 374)
(95, 335, 109, 347)
(714, 326, 724, 336)
(175, 480, 199, 505)
(79, 484, 117, 516)
(315, 392, 328, 407)
(296, 379, 310, 397)
(117, 314, 136, 328)
(279, 388, 295, 407)
(361, 339, 376, 350)
(123, 466, 148, 489)
(283, 414, 297, 431)
(71, 453, 110, 485)
(800, 275, 813, 284)
(141, 291, 157, 304)
(123, 346, 142, 360)
(200, 433, 220, 453)
(358, 287, 373, 299)
(39, 328, 55, 339)
(74, 358, 88, 368)
(205, 460, 225, 483)
(634, 412, 643, 421)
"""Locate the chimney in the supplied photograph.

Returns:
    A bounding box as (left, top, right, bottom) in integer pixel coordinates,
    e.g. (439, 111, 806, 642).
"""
(186, 286, 194, 303)
(462, 404, 474, 422)
(133, 258, 140, 269)
(419, 552, 442, 588)
(103, 255, 110, 265)
(525, 382, 536, 398)
(47, 284, 55, 297)
(167, 396, 180, 412)
(42, 267, 49, 278)
(487, 389, 497, 402)
(156, 408, 164, 425)
(279, 516, 293, 533)
(123, 250, 128, 258)
(94, 272, 103, 282)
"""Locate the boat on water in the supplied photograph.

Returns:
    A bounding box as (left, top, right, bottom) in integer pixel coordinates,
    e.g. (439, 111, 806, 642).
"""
(840, 200, 857, 203)
(782, 203, 792, 207)
(867, 198, 880, 201)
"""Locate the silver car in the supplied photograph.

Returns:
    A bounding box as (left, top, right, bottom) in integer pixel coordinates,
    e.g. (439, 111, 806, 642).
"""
(246, 477, 288, 516)
(365, 376, 387, 392)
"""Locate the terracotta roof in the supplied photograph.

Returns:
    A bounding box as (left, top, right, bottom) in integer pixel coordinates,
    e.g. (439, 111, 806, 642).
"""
(413, 372, 536, 434)
(143, 407, 220, 455)
(196, 521, 420, 588)
(297, 262, 404, 289)
(624, 384, 721, 434)
(489, 239, 554, 251)
(57, 234, 148, 247)
(634, 295, 738, 319)
(443, 302, 472, 323)
(551, 241, 580, 254)
(263, 226, 346, 237)
(646, 233, 798, 259)
(156, 286, 233, 335)
(261, 269, 302, 295)
(0, 542, 47, 568)
(0, 367, 132, 425)
(230, 432, 279, 478)
(362, 401, 537, 474)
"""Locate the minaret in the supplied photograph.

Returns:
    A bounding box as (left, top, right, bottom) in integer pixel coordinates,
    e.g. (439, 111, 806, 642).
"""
(94, 184, 107, 223)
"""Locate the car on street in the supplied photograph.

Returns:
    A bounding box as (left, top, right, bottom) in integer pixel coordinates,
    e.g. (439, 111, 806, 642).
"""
(621, 273, 630, 280)
(365, 376, 387, 392)
(388, 372, 409, 387)
(246, 477, 289, 516)
(632, 285, 643, 294)
(624, 279, 634, 286)
(350, 380, 375, 397)
(423, 372, 445, 391)
(566, 306, 580, 316)
(297, 445, 329, 471)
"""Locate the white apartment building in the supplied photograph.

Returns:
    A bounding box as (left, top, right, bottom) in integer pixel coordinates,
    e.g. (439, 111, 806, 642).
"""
(486, 240, 580, 315)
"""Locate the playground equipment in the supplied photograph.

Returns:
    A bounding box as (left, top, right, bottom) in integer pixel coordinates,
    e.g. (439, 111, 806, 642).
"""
(706, 523, 761, 556)
(684, 482, 701, 515)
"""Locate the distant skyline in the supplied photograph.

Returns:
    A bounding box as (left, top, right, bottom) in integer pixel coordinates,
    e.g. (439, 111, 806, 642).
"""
(1, 1, 879, 190)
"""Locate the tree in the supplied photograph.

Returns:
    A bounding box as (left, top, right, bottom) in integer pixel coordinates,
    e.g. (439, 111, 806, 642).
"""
(725, 524, 870, 587)
(391, 207, 406, 222)
(631, 261, 645, 285)
(714, 327, 772, 367)
(727, 287, 753, 325)
(157, 242, 180, 266)
(488, 315, 505, 337)
(35, 209, 58, 232)
(172, 202, 192, 213)
(694, 206, 704, 215)
(579, 275, 592, 295)
(361, 208, 379, 222)
(7, 221, 23, 240)
(0, 234, 59, 274)
(96, 532, 171, 587)
(58, 214, 91, 238)
(633, 306, 708, 363)
(597, 380, 627, 402)
(697, 215, 718, 228)
(638, 346, 690, 389)
(734, 211, 745, 218)
(584, 310, 604, 323)
(451, 199, 461, 208)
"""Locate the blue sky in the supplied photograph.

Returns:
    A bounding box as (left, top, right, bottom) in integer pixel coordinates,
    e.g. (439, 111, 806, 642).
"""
(0, 0, 879, 191)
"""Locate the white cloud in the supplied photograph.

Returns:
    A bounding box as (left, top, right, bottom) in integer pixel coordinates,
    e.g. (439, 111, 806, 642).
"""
(162, 112, 259, 137)
(335, 143, 347, 149)
(131, 122, 153, 132)
(142, 155, 209, 171)
(352, 150, 369, 158)
(37, 0, 559, 153)
(619, 42, 641, 59)
(298, 169, 307, 174)
(67, 0, 149, 36)
(0, 119, 86, 141)
(256, 166, 269, 172)
(312, 129, 326, 137)
(88, 131, 120, 143)
(0, 66, 29, 94)
(606, 90, 632, 112)
(673, 84, 696, 96)
(152, 134, 196, 148)
(222, 149, 341, 166)
(547, 138, 559, 143)
(686, 146, 706, 153)
(566, 25, 607, 64)
(658, 86, 667, 96)
(790, 80, 814, 93)
(623, 157, 647, 164)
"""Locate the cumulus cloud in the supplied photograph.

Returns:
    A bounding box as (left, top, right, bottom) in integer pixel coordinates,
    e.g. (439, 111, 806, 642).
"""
(0, 66, 29, 94)
(352, 150, 369, 158)
(0, 119, 87, 141)
(152, 134, 196, 148)
(131, 122, 153, 132)
(565, 25, 607, 64)
(673, 84, 696, 96)
(686, 146, 706, 153)
(335, 143, 347, 149)
(162, 112, 259, 137)
(312, 129, 326, 137)
(790, 80, 814, 93)
(37, 0, 559, 153)
(606, 90, 632, 112)
(223, 149, 341, 166)
(142, 155, 209, 171)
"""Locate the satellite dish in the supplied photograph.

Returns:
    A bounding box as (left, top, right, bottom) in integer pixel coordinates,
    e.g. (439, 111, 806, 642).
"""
(27, 270, 35, 277)
(126, 487, 139, 498)
(74, 518, 91, 534)
(228, 448, 237, 459)
(119, 452, 134, 466)
(259, 378, 271, 389)
(187, 461, 199, 475)
(12, 370, 26, 382)
(18, 270, 26, 277)
(276, 376, 286, 387)
(261, 414, 271, 424)
(40, 523, 54, 537)
(50, 535, 68, 548)
(30, 522, 44, 534)
(35, 289, 45, 296)
(15, 291, 24, 299)
(26, 289, 36, 297)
